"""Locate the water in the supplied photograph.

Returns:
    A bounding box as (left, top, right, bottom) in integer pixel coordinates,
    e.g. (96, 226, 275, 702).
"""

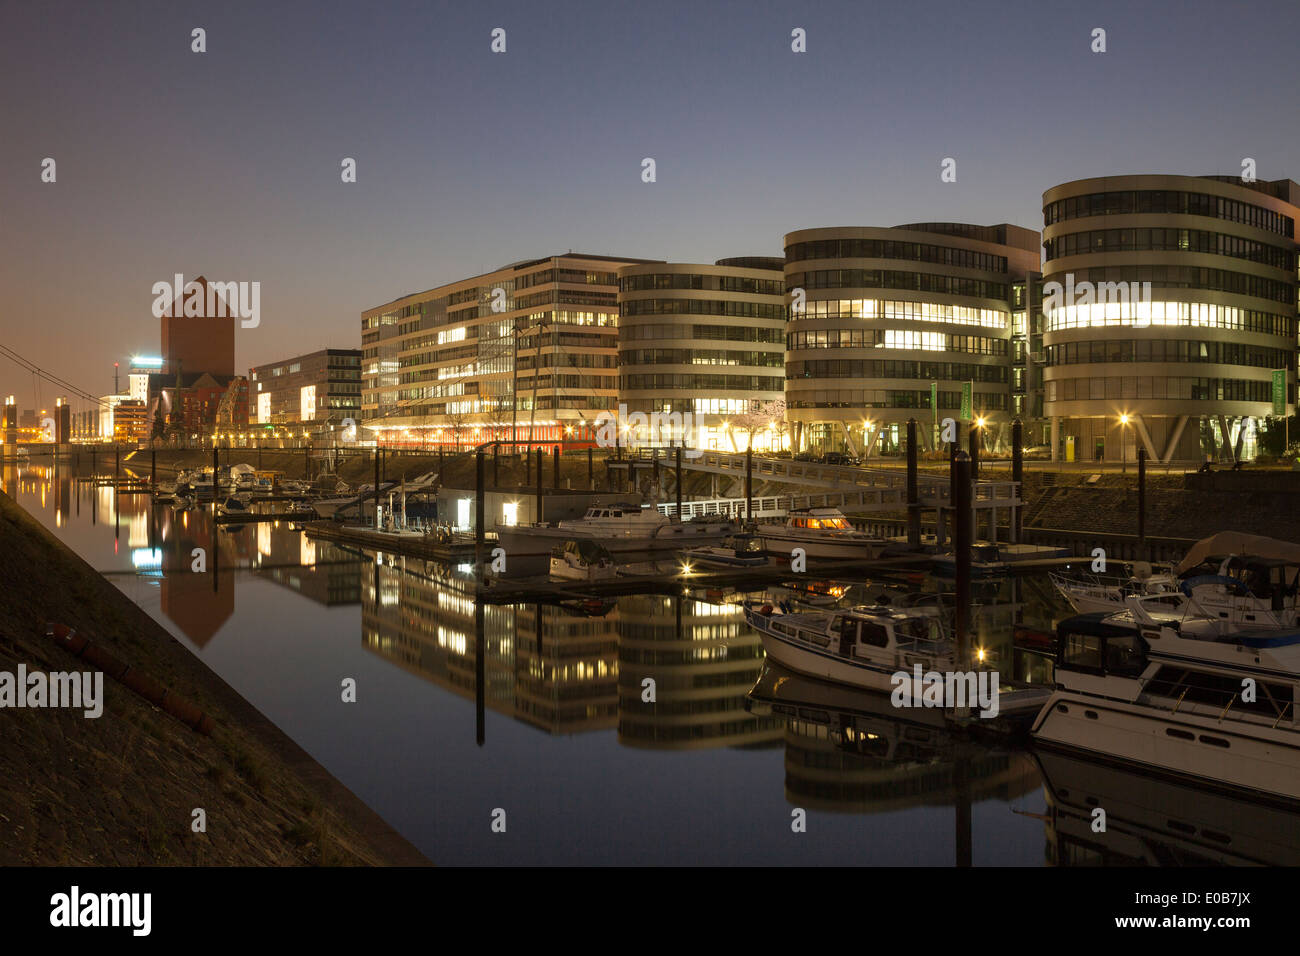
(5, 463, 1097, 865)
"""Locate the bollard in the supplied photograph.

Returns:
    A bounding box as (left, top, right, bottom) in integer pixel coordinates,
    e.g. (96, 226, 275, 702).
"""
(675, 446, 682, 521)
(1011, 418, 1023, 542)
(906, 418, 920, 547)
(745, 445, 753, 523)
(1138, 448, 1147, 555)
(953, 451, 973, 676)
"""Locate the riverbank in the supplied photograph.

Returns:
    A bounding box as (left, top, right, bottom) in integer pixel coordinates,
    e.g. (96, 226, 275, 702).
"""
(0, 491, 428, 865)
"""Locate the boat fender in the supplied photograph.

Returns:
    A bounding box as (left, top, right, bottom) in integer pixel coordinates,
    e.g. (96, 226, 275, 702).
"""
(759, 604, 774, 615)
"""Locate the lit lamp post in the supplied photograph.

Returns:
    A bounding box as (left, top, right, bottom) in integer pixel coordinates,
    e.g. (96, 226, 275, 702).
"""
(1119, 413, 1130, 474)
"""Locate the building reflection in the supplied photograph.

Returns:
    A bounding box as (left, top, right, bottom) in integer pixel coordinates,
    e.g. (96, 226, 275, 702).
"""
(360, 555, 620, 734)
(254, 522, 362, 605)
(617, 594, 783, 750)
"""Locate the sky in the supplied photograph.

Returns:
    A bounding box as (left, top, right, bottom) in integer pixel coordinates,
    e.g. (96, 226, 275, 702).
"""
(2, 0, 1298, 411)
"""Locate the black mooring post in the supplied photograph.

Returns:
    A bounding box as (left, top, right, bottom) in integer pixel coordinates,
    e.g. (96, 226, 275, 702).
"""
(947, 420, 959, 541)
(954, 451, 973, 677)
(535, 447, 543, 523)
(475, 448, 485, 569)
(150, 447, 156, 490)
(493, 445, 499, 488)
(1012, 418, 1024, 541)
(524, 446, 531, 486)
(675, 446, 683, 520)
(745, 445, 753, 523)
(475, 602, 485, 748)
(1138, 447, 1147, 555)
(212, 442, 218, 504)
(906, 418, 920, 547)
(968, 424, 980, 482)
(373, 445, 380, 525)
(553, 445, 560, 488)
(115, 443, 120, 480)
(587, 447, 593, 488)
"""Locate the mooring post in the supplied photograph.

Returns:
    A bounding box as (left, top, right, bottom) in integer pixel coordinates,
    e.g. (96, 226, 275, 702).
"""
(968, 422, 980, 482)
(150, 446, 156, 491)
(675, 446, 682, 520)
(745, 445, 753, 522)
(588, 447, 593, 489)
(373, 444, 380, 527)
(1012, 418, 1023, 543)
(552, 445, 559, 488)
(954, 451, 973, 678)
(493, 444, 499, 488)
(212, 442, 218, 506)
(1138, 447, 1147, 556)
(535, 447, 543, 523)
(475, 447, 485, 572)
(906, 418, 920, 547)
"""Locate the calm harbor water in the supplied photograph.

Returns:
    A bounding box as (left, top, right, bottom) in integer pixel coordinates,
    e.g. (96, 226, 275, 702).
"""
(10, 462, 1282, 866)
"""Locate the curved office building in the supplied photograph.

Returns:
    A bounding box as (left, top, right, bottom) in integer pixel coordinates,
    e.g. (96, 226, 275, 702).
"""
(784, 224, 1040, 456)
(617, 258, 786, 453)
(1041, 175, 1300, 463)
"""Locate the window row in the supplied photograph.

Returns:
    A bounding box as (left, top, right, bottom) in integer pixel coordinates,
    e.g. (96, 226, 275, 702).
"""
(789, 298, 1008, 328)
(621, 374, 784, 391)
(1044, 299, 1295, 336)
(1056, 266, 1294, 304)
(621, 298, 787, 320)
(785, 239, 1008, 273)
(620, 273, 784, 295)
(787, 360, 1008, 383)
(790, 270, 1008, 300)
(1044, 190, 1294, 237)
(619, 323, 786, 343)
(788, 390, 1008, 411)
(1047, 376, 1276, 403)
(1044, 228, 1294, 272)
(787, 329, 1007, 355)
(618, 349, 785, 368)
(1046, 340, 1292, 369)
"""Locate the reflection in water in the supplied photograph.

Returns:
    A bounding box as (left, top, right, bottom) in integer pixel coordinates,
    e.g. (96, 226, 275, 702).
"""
(22, 462, 1230, 864)
(617, 594, 782, 750)
(1036, 748, 1300, 866)
(748, 662, 1039, 814)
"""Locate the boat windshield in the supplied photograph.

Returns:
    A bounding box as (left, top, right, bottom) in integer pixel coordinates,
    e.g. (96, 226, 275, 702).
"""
(799, 516, 850, 530)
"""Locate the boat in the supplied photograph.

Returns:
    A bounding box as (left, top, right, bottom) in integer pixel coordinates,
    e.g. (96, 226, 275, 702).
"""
(679, 532, 769, 569)
(1050, 561, 1182, 614)
(755, 507, 886, 561)
(493, 500, 741, 571)
(743, 600, 1049, 718)
(550, 539, 616, 581)
(1030, 595, 1300, 802)
(932, 544, 1013, 577)
(217, 495, 252, 517)
(1052, 533, 1300, 633)
(743, 600, 956, 694)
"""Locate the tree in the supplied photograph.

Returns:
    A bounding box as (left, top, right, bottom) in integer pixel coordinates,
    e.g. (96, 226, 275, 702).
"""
(732, 399, 787, 452)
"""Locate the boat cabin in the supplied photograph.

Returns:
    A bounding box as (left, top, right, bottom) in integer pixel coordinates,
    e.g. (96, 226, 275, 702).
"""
(1055, 613, 1149, 678)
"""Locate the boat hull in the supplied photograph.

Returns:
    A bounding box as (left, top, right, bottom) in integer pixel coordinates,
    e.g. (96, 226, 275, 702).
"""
(757, 532, 884, 561)
(1032, 690, 1300, 802)
(756, 631, 901, 693)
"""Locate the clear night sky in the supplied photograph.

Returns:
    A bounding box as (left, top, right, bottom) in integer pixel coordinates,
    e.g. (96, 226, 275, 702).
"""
(2, 0, 1297, 410)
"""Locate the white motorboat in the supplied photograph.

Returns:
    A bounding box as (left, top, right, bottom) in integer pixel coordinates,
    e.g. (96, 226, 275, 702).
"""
(1031, 594, 1300, 802)
(549, 539, 616, 582)
(493, 501, 741, 571)
(680, 532, 770, 569)
(755, 508, 886, 561)
(743, 600, 956, 694)
(1052, 533, 1300, 634)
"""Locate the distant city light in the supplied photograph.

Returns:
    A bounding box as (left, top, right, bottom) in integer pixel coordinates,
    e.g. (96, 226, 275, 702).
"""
(132, 355, 164, 368)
